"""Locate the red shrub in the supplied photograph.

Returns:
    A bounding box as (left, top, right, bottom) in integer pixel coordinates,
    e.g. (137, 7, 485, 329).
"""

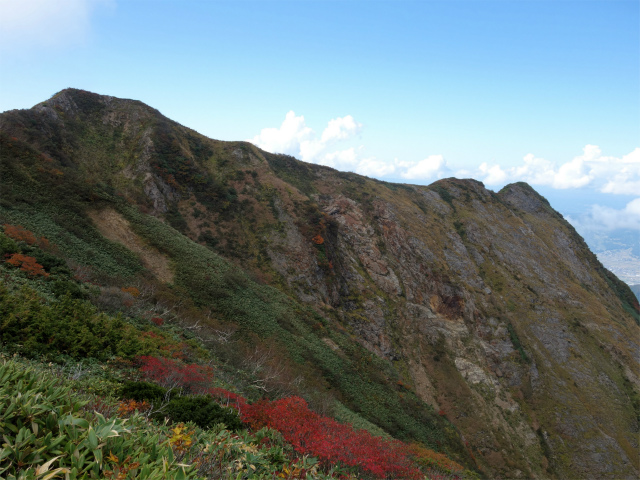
(207, 387, 247, 409)
(150, 317, 164, 326)
(137, 356, 213, 393)
(240, 396, 422, 479)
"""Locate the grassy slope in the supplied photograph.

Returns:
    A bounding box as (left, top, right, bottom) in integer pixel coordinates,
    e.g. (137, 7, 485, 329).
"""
(0, 120, 475, 472)
(2, 89, 638, 478)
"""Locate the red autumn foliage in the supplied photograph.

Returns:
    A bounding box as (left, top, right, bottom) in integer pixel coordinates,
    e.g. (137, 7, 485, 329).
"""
(160, 342, 189, 360)
(140, 331, 162, 339)
(240, 396, 422, 479)
(137, 356, 213, 393)
(5, 254, 49, 277)
(311, 234, 325, 245)
(150, 317, 164, 326)
(207, 387, 247, 409)
(3, 224, 37, 245)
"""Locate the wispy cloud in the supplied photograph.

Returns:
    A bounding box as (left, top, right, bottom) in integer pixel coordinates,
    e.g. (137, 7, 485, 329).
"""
(399, 155, 448, 181)
(0, 0, 113, 51)
(568, 198, 640, 232)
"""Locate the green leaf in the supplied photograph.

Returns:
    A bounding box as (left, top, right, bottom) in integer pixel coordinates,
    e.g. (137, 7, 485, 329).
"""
(87, 428, 98, 450)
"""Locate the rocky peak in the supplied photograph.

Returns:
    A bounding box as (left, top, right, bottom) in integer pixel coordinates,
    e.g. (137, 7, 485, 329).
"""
(499, 181, 554, 214)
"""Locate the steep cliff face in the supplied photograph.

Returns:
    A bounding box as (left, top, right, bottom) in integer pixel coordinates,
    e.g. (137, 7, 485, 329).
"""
(1, 89, 638, 479)
(257, 172, 639, 478)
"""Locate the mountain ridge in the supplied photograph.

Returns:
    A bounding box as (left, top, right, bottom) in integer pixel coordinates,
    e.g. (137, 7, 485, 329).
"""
(1, 88, 638, 479)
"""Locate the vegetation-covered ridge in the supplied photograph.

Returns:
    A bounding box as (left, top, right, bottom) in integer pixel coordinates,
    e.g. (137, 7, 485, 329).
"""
(1, 88, 638, 479)
(0, 223, 471, 479)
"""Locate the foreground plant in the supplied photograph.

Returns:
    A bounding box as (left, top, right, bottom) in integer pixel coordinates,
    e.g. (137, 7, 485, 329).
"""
(0, 360, 196, 479)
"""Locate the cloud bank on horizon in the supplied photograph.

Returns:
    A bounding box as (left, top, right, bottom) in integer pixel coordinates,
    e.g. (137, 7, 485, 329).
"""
(250, 111, 640, 232)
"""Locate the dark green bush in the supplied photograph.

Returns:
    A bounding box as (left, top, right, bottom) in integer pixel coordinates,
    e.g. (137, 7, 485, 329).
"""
(51, 279, 85, 298)
(120, 382, 243, 430)
(0, 232, 18, 255)
(0, 285, 141, 361)
(29, 248, 71, 276)
(120, 380, 168, 403)
(163, 395, 243, 431)
(166, 205, 188, 233)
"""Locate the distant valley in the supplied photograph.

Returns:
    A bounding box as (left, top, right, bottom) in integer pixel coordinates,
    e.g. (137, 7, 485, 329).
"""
(597, 248, 640, 288)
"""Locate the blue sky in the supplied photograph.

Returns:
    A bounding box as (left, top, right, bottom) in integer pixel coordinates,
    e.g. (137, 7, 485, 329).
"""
(1, 0, 639, 246)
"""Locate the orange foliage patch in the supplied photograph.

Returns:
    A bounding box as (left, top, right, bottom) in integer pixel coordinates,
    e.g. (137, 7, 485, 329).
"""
(407, 442, 464, 474)
(5, 254, 49, 277)
(3, 224, 37, 245)
(121, 286, 140, 297)
(311, 234, 324, 245)
(116, 399, 151, 417)
(3, 224, 52, 250)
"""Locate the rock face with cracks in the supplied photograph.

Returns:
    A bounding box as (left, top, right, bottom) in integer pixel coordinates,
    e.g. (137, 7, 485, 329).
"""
(1, 89, 638, 479)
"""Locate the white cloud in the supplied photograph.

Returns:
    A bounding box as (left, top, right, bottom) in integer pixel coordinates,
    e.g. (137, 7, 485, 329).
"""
(400, 155, 448, 180)
(251, 112, 395, 177)
(320, 115, 361, 143)
(580, 198, 640, 231)
(356, 157, 396, 177)
(251, 114, 638, 194)
(250, 111, 361, 164)
(553, 155, 591, 188)
(478, 145, 640, 194)
(600, 148, 640, 195)
(511, 154, 556, 185)
(320, 148, 359, 169)
(251, 111, 454, 181)
(0, 0, 113, 50)
(478, 162, 508, 185)
(250, 111, 313, 158)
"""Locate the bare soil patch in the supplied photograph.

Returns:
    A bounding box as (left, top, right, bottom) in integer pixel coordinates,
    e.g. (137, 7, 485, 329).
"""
(88, 208, 173, 283)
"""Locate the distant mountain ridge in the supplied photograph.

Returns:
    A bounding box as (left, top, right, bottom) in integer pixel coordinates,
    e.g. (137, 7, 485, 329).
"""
(1, 88, 638, 479)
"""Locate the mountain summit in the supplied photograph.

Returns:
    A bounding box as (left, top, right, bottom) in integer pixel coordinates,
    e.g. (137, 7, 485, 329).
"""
(1, 88, 638, 478)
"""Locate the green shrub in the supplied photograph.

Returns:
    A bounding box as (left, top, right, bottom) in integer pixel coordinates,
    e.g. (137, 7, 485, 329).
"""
(51, 279, 85, 299)
(163, 395, 243, 431)
(0, 232, 18, 255)
(120, 380, 168, 403)
(0, 359, 198, 479)
(0, 285, 141, 361)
